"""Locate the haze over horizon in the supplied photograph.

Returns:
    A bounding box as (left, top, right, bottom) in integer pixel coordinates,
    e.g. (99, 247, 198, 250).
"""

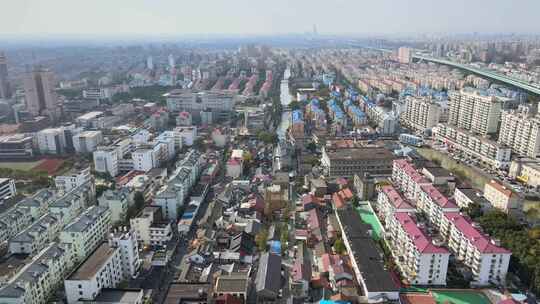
(1, 0, 540, 37)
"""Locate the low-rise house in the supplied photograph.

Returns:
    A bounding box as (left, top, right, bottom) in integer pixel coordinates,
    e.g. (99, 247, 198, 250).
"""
(213, 272, 249, 302)
(483, 179, 522, 213)
(454, 187, 490, 209)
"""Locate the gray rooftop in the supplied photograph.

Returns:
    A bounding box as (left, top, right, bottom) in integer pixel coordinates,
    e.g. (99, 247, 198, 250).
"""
(68, 242, 117, 280)
(63, 206, 109, 233)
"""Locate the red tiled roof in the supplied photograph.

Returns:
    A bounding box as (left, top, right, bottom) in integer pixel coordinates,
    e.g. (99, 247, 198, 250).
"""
(381, 185, 414, 210)
(394, 159, 428, 183)
(487, 179, 513, 198)
(399, 292, 436, 304)
(308, 209, 322, 230)
(444, 212, 511, 254)
(394, 213, 449, 254)
(420, 183, 458, 209)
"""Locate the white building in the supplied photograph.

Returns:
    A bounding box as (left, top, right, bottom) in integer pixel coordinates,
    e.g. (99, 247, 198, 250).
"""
(36, 127, 66, 154)
(448, 89, 502, 136)
(400, 96, 441, 132)
(174, 126, 197, 146)
(8, 213, 61, 255)
(376, 185, 416, 223)
(483, 180, 521, 213)
(93, 147, 119, 177)
(82, 89, 110, 100)
(440, 212, 511, 286)
(498, 107, 540, 158)
(386, 212, 450, 285)
(59, 206, 112, 263)
(48, 180, 96, 226)
(416, 183, 460, 230)
(98, 189, 130, 225)
(132, 148, 156, 172)
(146, 56, 154, 70)
(392, 159, 430, 201)
(0, 178, 16, 201)
(435, 123, 512, 169)
(454, 187, 489, 209)
(166, 89, 235, 117)
(64, 231, 140, 304)
(0, 207, 31, 245)
(108, 229, 141, 278)
(211, 128, 229, 147)
(76, 111, 105, 127)
(168, 54, 175, 69)
(130, 206, 172, 246)
(73, 130, 103, 153)
(54, 167, 92, 194)
(132, 129, 152, 145)
(0, 244, 72, 304)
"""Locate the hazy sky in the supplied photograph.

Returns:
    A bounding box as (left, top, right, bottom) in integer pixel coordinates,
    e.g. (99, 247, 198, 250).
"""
(1, 0, 540, 36)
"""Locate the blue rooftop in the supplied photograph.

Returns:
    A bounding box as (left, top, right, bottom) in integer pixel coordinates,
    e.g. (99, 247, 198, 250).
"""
(292, 110, 303, 123)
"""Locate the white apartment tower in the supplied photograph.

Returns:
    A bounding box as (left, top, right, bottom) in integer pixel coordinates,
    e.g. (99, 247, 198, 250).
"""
(498, 106, 540, 158)
(401, 96, 441, 132)
(448, 89, 502, 135)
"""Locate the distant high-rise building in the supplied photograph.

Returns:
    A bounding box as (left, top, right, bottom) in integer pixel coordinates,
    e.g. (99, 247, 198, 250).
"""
(168, 54, 175, 69)
(0, 52, 11, 99)
(146, 56, 154, 70)
(312, 24, 318, 36)
(398, 47, 412, 64)
(23, 67, 59, 120)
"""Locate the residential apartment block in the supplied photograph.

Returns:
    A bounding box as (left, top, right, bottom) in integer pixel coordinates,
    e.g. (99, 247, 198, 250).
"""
(0, 244, 72, 304)
(440, 212, 511, 286)
(400, 96, 441, 132)
(498, 107, 540, 158)
(386, 212, 450, 285)
(8, 213, 61, 255)
(448, 88, 502, 135)
(435, 123, 512, 169)
(130, 206, 172, 247)
(59, 205, 112, 263)
(64, 232, 140, 304)
(390, 159, 511, 286)
(376, 185, 416, 223)
(321, 146, 395, 178)
(54, 167, 92, 195)
(0, 177, 16, 201)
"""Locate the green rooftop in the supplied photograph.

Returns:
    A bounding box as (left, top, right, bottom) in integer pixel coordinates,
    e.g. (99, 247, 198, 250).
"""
(356, 202, 384, 240)
(432, 290, 491, 304)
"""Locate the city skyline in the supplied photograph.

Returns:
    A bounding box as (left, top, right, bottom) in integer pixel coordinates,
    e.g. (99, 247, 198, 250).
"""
(1, 0, 540, 37)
